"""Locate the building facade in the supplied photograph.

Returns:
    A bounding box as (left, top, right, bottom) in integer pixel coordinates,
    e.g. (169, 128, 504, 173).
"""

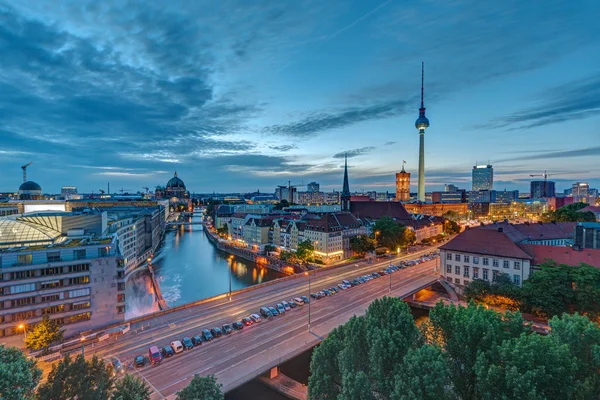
(572, 182, 590, 203)
(530, 181, 555, 198)
(472, 165, 493, 191)
(395, 166, 411, 202)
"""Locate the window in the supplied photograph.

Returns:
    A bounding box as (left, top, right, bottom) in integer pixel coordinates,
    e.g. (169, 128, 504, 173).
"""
(455, 254, 461, 261)
(455, 278, 461, 285)
(117, 271, 124, 279)
(72, 301, 90, 310)
(68, 312, 91, 323)
(464, 255, 470, 263)
(464, 266, 470, 277)
(68, 264, 90, 273)
(17, 254, 33, 266)
(14, 310, 35, 320)
(473, 257, 479, 264)
(12, 296, 36, 307)
(73, 249, 86, 260)
(455, 266, 461, 275)
(483, 258, 489, 266)
(41, 280, 63, 290)
(117, 305, 125, 314)
(41, 293, 63, 302)
(492, 270, 499, 281)
(43, 305, 65, 315)
(492, 259, 499, 267)
(117, 294, 125, 303)
(503, 260, 509, 268)
(10, 270, 35, 280)
(41, 267, 63, 276)
(463, 280, 470, 285)
(483, 269, 489, 280)
(513, 275, 521, 285)
(98, 247, 109, 257)
(10, 283, 36, 294)
(514, 261, 521, 270)
(446, 264, 452, 273)
(68, 276, 89, 285)
(473, 267, 479, 279)
(68, 288, 91, 298)
(118, 282, 125, 291)
(47, 252, 61, 262)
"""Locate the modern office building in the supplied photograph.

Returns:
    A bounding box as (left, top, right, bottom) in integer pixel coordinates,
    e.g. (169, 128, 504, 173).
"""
(294, 191, 325, 205)
(431, 191, 465, 203)
(395, 164, 411, 202)
(572, 182, 590, 203)
(445, 184, 459, 192)
(307, 182, 320, 192)
(530, 181, 555, 198)
(61, 186, 78, 199)
(472, 164, 493, 191)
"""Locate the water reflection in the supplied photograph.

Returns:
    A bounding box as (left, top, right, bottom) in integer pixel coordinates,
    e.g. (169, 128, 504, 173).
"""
(126, 217, 284, 319)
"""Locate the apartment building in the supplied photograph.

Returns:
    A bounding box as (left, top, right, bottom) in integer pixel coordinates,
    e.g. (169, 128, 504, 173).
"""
(303, 212, 367, 263)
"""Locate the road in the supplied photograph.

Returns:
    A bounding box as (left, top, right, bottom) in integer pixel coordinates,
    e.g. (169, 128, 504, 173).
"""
(42, 249, 440, 399)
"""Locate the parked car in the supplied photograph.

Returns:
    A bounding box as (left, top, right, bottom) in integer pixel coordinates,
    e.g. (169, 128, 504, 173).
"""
(288, 300, 297, 308)
(260, 307, 273, 319)
(269, 306, 279, 316)
(181, 337, 194, 350)
(301, 295, 310, 304)
(342, 280, 351, 286)
(192, 335, 203, 346)
(148, 346, 163, 364)
(310, 293, 319, 299)
(250, 313, 262, 323)
(211, 327, 223, 337)
(110, 357, 125, 376)
(329, 287, 338, 293)
(351, 279, 360, 286)
(338, 283, 348, 290)
(134, 355, 145, 368)
(202, 329, 213, 341)
(222, 324, 233, 335)
(171, 340, 184, 353)
(276, 303, 286, 314)
(294, 297, 304, 306)
(322, 289, 331, 296)
(281, 301, 291, 311)
(162, 346, 175, 358)
(242, 316, 254, 326)
(232, 321, 244, 330)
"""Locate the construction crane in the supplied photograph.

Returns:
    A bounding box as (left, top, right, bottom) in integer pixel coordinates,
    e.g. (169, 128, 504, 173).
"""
(142, 186, 150, 194)
(21, 162, 32, 183)
(99, 189, 105, 195)
(277, 181, 307, 203)
(529, 170, 554, 182)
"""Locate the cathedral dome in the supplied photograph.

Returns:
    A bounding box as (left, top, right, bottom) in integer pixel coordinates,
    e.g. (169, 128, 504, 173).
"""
(166, 172, 185, 189)
(19, 181, 42, 191)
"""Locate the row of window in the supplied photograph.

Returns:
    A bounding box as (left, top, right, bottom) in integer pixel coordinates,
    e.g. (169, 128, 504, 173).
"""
(446, 264, 521, 285)
(446, 253, 521, 269)
(4, 264, 92, 282)
(13, 249, 108, 266)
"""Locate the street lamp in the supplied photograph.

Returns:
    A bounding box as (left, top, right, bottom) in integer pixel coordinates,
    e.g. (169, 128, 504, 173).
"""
(228, 255, 234, 301)
(305, 272, 311, 331)
(18, 323, 27, 342)
(80, 336, 85, 357)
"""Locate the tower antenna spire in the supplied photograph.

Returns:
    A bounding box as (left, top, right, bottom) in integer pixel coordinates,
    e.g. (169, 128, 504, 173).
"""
(420, 61, 424, 108)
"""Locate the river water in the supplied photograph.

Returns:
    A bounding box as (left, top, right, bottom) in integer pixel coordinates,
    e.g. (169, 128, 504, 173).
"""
(125, 217, 284, 319)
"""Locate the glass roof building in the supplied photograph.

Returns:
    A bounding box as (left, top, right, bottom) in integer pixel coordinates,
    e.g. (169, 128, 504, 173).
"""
(0, 218, 62, 248)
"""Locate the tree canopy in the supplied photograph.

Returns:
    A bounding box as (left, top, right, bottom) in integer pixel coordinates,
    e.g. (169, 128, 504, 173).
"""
(25, 315, 64, 351)
(372, 217, 415, 250)
(541, 202, 596, 222)
(296, 240, 315, 262)
(112, 373, 152, 400)
(350, 235, 376, 257)
(0, 345, 41, 400)
(309, 300, 600, 400)
(176, 374, 223, 400)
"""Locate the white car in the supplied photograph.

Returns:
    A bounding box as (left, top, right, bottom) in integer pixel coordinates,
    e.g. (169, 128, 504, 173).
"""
(293, 298, 304, 306)
(338, 283, 348, 290)
(170, 340, 183, 354)
(250, 313, 261, 323)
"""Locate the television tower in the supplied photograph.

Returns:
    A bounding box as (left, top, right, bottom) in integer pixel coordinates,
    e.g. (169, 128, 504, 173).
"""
(415, 62, 430, 202)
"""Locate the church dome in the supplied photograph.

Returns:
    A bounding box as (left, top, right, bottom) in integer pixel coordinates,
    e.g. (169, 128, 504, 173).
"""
(166, 172, 185, 189)
(19, 181, 42, 191)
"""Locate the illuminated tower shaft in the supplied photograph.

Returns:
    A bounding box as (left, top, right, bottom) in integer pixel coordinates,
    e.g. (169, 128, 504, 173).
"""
(415, 62, 430, 202)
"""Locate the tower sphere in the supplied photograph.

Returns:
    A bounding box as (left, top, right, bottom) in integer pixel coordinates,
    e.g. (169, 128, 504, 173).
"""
(415, 115, 429, 131)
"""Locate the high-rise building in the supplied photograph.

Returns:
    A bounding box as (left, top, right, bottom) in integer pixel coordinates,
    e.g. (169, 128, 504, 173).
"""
(307, 182, 320, 192)
(445, 184, 459, 192)
(395, 163, 410, 202)
(415, 62, 430, 202)
(472, 164, 493, 191)
(530, 181, 555, 198)
(572, 182, 590, 203)
(61, 186, 78, 197)
(341, 154, 351, 212)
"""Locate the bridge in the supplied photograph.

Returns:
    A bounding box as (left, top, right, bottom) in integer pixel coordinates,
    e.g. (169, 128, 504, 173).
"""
(167, 221, 204, 226)
(39, 251, 445, 399)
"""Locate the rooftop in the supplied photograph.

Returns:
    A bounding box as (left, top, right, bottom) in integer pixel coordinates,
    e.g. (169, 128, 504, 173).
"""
(520, 244, 600, 268)
(440, 227, 533, 260)
(481, 221, 576, 242)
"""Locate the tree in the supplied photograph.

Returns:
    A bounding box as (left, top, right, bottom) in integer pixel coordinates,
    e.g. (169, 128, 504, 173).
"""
(273, 199, 290, 210)
(521, 261, 574, 318)
(25, 315, 64, 351)
(295, 240, 314, 262)
(38, 354, 114, 400)
(542, 202, 596, 222)
(443, 219, 461, 235)
(373, 217, 403, 249)
(112, 374, 152, 400)
(392, 345, 455, 400)
(263, 244, 276, 254)
(350, 235, 376, 256)
(216, 225, 228, 236)
(475, 333, 577, 400)
(176, 374, 223, 400)
(309, 325, 346, 399)
(549, 313, 600, 399)
(442, 210, 459, 222)
(463, 279, 492, 303)
(0, 345, 42, 400)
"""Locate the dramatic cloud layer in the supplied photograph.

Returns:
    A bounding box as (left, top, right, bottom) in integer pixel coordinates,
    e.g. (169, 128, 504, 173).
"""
(0, 0, 599, 194)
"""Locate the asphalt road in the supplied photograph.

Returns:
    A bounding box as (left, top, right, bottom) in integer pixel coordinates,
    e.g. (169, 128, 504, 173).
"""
(42, 248, 440, 399)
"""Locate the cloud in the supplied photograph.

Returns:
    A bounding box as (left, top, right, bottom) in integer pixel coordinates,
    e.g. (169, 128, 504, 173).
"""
(269, 144, 297, 152)
(496, 146, 600, 162)
(333, 147, 376, 159)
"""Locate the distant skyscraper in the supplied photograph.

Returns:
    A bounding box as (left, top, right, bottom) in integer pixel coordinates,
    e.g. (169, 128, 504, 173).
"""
(445, 184, 459, 192)
(395, 162, 410, 202)
(341, 154, 351, 211)
(415, 62, 430, 202)
(472, 164, 493, 191)
(572, 182, 590, 203)
(307, 182, 320, 192)
(530, 181, 555, 198)
(61, 186, 77, 199)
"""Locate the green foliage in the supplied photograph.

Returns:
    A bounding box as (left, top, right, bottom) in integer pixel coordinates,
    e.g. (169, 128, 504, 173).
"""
(176, 374, 223, 400)
(263, 244, 276, 254)
(206, 200, 222, 218)
(273, 199, 290, 210)
(0, 345, 42, 400)
(372, 217, 415, 250)
(350, 234, 376, 256)
(542, 202, 596, 222)
(216, 225, 228, 236)
(296, 240, 315, 262)
(475, 333, 577, 400)
(444, 219, 461, 234)
(112, 374, 152, 400)
(38, 354, 114, 400)
(25, 315, 64, 351)
(442, 210, 459, 221)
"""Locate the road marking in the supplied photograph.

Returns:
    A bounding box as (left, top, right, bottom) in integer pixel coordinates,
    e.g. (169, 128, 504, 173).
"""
(136, 367, 165, 399)
(168, 323, 177, 329)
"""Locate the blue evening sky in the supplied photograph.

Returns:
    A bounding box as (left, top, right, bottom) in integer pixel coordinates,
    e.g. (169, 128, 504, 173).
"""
(0, 0, 599, 195)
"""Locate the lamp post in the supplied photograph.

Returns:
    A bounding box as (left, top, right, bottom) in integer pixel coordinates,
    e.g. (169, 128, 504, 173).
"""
(18, 324, 27, 342)
(80, 336, 85, 357)
(388, 256, 392, 294)
(305, 272, 311, 331)
(228, 255, 234, 301)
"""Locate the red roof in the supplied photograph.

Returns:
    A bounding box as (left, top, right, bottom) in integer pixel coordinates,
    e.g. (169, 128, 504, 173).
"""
(480, 221, 576, 242)
(350, 201, 412, 221)
(519, 244, 600, 268)
(303, 212, 363, 232)
(440, 227, 533, 259)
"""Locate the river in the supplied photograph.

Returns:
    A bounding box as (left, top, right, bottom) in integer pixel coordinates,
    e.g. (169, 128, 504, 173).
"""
(125, 217, 284, 319)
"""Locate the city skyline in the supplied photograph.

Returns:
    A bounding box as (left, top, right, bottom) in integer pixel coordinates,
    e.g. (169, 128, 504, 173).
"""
(1, 1, 599, 194)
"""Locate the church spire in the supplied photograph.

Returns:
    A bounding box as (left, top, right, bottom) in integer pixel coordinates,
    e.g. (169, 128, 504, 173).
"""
(341, 153, 351, 212)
